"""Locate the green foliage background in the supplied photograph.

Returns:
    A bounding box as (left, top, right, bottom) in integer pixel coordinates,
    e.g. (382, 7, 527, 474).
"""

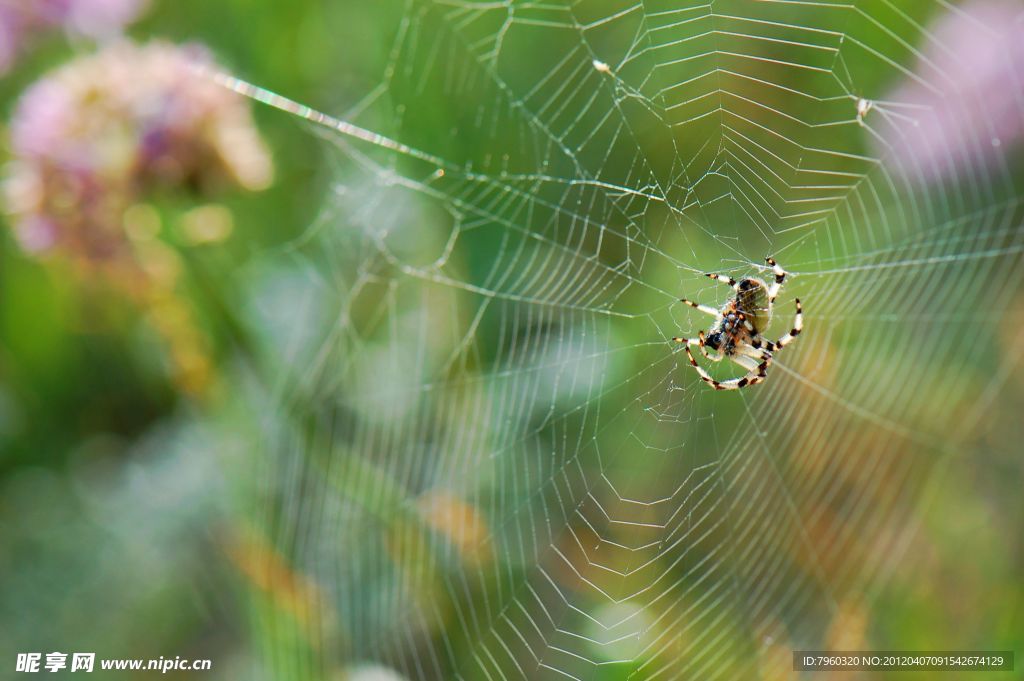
(1, 1, 1021, 680)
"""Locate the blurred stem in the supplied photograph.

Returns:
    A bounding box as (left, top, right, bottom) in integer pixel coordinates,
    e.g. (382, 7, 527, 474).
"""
(179, 247, 416, 526)
(176, 248, 263, 373)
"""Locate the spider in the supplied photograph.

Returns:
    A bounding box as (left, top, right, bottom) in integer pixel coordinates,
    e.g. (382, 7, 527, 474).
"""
(672, 257, 802, 390)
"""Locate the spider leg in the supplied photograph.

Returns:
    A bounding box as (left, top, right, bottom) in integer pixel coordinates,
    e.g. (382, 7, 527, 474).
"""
(765, 256, 786, 303)
(763, 298, 802, 352)
(729, 354, 772, 386)
(680, 298, 721, 318)
(684, 344, 771, 391)
(703, 271, 740, 290)
(736, 339, 772, 361)
(672, 333, 722, 361)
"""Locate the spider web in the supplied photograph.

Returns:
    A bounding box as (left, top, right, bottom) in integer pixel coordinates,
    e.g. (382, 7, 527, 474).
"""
(230, 1, 1024, 679)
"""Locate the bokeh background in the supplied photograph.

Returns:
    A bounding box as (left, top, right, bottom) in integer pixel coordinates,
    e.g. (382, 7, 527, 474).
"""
(1, 1, 1021, 680)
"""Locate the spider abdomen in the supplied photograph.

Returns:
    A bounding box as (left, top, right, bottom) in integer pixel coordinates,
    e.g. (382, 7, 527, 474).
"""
(735, 277, 770, 332)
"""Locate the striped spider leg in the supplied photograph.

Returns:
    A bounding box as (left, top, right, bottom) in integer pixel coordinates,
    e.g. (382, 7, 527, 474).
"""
(673, 334, 773, 390)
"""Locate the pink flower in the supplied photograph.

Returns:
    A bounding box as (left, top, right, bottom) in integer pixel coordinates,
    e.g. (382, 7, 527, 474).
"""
(0, 0, 146, 73)
(0, 4, 28, 73)
(3, 40, 273, 263)
(41, 0, 147, 38)
(876, 0, 1024, 184)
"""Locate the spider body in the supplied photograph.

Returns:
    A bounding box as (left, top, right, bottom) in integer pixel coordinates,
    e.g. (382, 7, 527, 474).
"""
(673, 258, 802, 390)
(703, 277, 770, 355)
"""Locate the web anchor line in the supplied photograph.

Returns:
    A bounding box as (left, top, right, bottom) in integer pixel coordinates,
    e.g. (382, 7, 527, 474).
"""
(194, 64, 450, 170)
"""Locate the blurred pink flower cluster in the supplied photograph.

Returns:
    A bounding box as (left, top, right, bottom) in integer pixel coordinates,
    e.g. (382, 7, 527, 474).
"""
(0, 0, 146, 73)
(4, 40, 273, 262)
(878, 0, 1024, 184)
(3, 40, 274, 394)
